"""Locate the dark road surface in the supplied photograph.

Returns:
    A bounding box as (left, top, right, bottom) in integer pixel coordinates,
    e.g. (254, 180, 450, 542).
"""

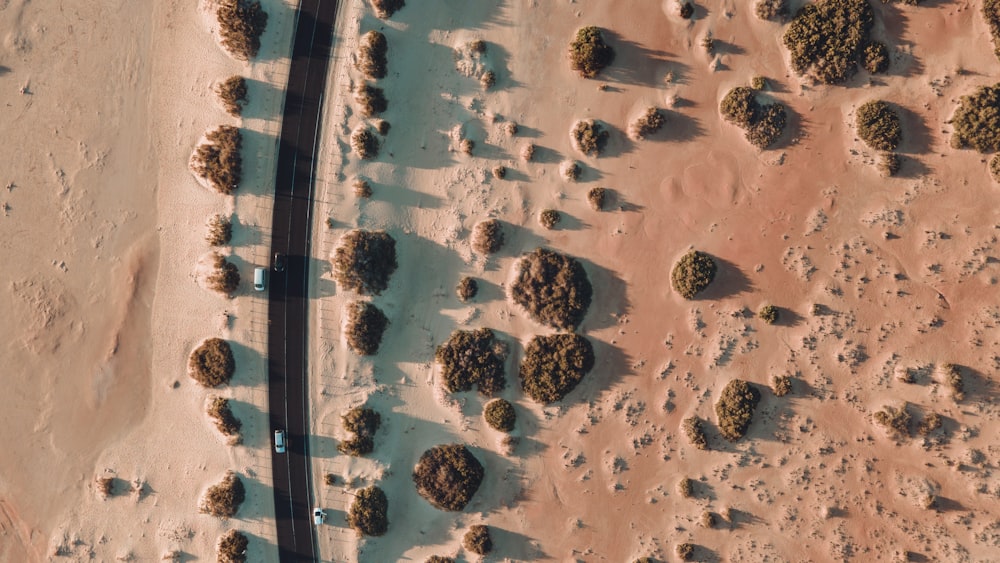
(267, 0, 339, 561)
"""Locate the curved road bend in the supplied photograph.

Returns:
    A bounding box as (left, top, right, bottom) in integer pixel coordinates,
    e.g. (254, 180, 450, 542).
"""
(267, 0, 339, 561)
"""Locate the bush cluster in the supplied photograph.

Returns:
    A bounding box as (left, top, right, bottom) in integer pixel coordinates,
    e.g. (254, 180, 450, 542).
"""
(782, 0, 875, 84)
(189, 338, 235, 387)
(629, 107, 665, 140)
(347, 485, 388, 536)
(683, 416, 708, 450)
(207, 253, 241, 294)
(520, 333, 596, 404)
(755, 0, 788, 20)
(985, 0, 1000, 61)
(950, 83, 1000, 152)
(720, 86, 787, 149)
(356, 31, 388, 79)
(217, 529, 249, 563)
(715, 379, 761, 441)
(412, 444, 484, 511)
(483, 398, 516, 432)
(772, 375, 792, 397)
(206, 214, 233, 246)
(435, 328, 507, 396)
(456, 277, 478, 301)
(571, 119, 610, 156)
(856, 100, 901, 151)
(758, 304, 779, 324)
(463, 525, 493, 555)
(345, 301, 389, 355)
(217, 0, 268, 61)
(351, 126, 381, 159)
(874, 403, 911, 436)
(193, 125, 243, 195)
(369, 0, 405, 18)
(355, 83, 388, 117)
(217, 76, 248, 117)
(200, 471, 246, 518)
(671, 250, 717, 299)
(862, 41, 889, 74)
(587, 187, 607, 210)
(472, 219, 504, 254)
(332, 229, 398, 295)
(339, 406, 381, 456)
(207, 396, 242, 442)
(569, 26, 615, 78)
(539, 209, 561, 229)
(511, 248, 593, 330)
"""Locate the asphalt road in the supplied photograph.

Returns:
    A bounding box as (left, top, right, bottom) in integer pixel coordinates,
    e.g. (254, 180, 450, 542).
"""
(267, 0, 339, 560)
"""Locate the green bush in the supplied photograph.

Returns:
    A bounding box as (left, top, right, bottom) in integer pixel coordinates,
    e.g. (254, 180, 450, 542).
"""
(347, 485, 388, 536)
(571, 119, 610, 156)
(435, 328, 506, 396)
(772, 375, 792, 397)
(345, 301, 389, 355)
(539, 209, 561, 229)
(683, 416, 708, 450)
(217, 0, 268, 61)
(874, 403, 911, 436)
(412, 444, 484, 511)
(200, 471, 246, 518)
(755, 0, 788, 20)
(369, 0, 405, 18)
(189, 338, 235, 387)
(206, 253, 240, 294)
(483, 398, 516, 432)
(671, 250, 717, 299)
(950, 84, 1000, 152)
(511, 248, 593, 330)
(629, 107, 665, 140)
(216, 76, 248, 117)
(217, 529, 249, 563)
(520, 333, 596, 404)
(472, 219, 505, 254)
(206, 214, 233, 246)
(862, 41, 889, 74)
(355, 83, 388, 117)
(193, 125, 243, 194)
(207, 396, 242, 443)
(463, 525, 493, 555)
(356, 31, 388, 79)
(351, 126, 380, 159)
(332, 229, 398, 295)
(856, 100, 901, 151)
(569, 26, 615, 78)
(339, 406, 381, 456)
(587, 187, 607, 211)
(758, 304, 779, 324)
(782, 0, 874, 84)
(715, 379, 761, 441)
(985, 0, 1000, 60)
(456, 276, 478, 302)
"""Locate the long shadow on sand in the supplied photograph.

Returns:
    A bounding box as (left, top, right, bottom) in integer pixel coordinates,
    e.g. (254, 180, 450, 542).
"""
(602, 30, 686, 87)
(694, 256, 754, 301)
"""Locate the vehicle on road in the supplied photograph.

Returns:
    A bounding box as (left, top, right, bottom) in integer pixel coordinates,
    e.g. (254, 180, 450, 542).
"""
(254, 267, 266, 291)
(274, 429, 286, 453)
(273, 252, 286, 272)
(313, 508, 327, 525)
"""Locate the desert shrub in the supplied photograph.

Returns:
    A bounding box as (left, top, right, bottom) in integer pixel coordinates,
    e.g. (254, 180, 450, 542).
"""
(991, 155, 1000, 182)
(511, 248, 593, 330)
(756, 0, 788, 20)
(189, 338, 236, 387)
(217, 0, 268, 61)
(562, 160, 582, 181)
(353, 179, 373, 198)
(671, 250, 717, 299)
(520, 333, 596, 404)
(456, 277, 478, 302)
(369, 0, 404, 18)
(206, 254, 241, 294)
(463, 525, 493, 555)
(332, 229, 398, 295)
(324, 473, 337, 486)
(758, 305, 779, 324)
(207, 396, 242, 441)
(217, 529, 248, 563)
(720, 87, 756, 127)
(200, 471, 246, 518)
(677, 543, 695, 561)
(746, 104, 787, 149)
(96, 476, 114, 498)
(356, 31, 388, 79)
(521, 142, 536, 161)
(782, 0, 874, 84)
(425, 558, 455, 563)
(720, 87, 787, 149)
(940, 363, 964, 400)
(436, 328, 507, 396)
(338, 435, 374, 456)
(772, 375, 792, 396)
(629, 107, 665, 140)
(539, 209, 561, 229)
(879, 152, 901, 177)
(700, 511, 717, 528)
(345, 301, 389, 355)
(680, 2, 694, 19)
(351, 127, 380, 159)
(701, 35, 715, 54)
(985, 0, 1000, 60)
(412, 444, 484, 511)
(472, 219, 505, 254)
(193, 125, 243, 194)
(856, 100, 901, 151)
(355, 84, 387, 117)
(918, 412, 943, 435)
(715, 379, 761, 441)
(347, 486, 388, 536)
(206, 214, 233, 246)
(376, 119, 390, 135)
(751, 75, 767, 90)
(492, 165, 506, 179)
(950, 84, 1000, 152)
(677, 477, 694, 498)
(504, 121, 519, 136)
(587, 187, 607, 210)
(460, 138, 475, 155)
(216, 76, 248, 116)
(480, 70, 496, 90)
(683, 416, 708, 450)
(874, 403, 911, 436)
(483, 398, 516, 432)
(862, 41, 889, 74)
(569, 26, 615, 78)
(571, 119, 610, 156)
(339, 406, 381, 456)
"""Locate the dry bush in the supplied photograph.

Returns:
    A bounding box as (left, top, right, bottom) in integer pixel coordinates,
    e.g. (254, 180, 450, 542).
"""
(339, 405, 380, 456)
(879, 152, 901, 177)
(483, 398, 516, 432)
(355, 83, 388, 117)
(511, 248, 593, 330)
(206, 214, 233, 246)
(207, 396, 243, 443)
(856, 100, 901, 151)
(200, 471, 246, 518)
(192, 125, 243, 194)
(463, 525, 493, 555)
(862, 41, 889, 74)
(460, 138, 475, 155)
(332, 229, 398, 295)
(671, 250, 717, 299)
(351, 127, 380, 159)
(990, 155, 1000, 182)
(571, 119, 610, 156)
(345, 301, 389, 355)
(456, 276, 478, 302)
(217, 529, 248, 563)
(950, 84, 1000, 152)
(677, 477, 694, 498)
(504, 121, 519, 136)
(918, 412, 943, 436)
(425, 558, 455, 563)
(680, 2, 694, 19)
(683, 416, 708, 450)
(347, 485, 388, 536)
(751, 75, 767, 90)
(353, 179, 373, 198)
(480, 70, 496, 90)
(539, 209, 561, 229)
(701, 35, 715, 54)
(700, 511, 717, 528)
(755, 0, 788, 20)
(772, 375, 792, 396)
(519, 333, 595, 404)
(216, 76, 248, 117)
(376, 119, 390, 135)
(521, 142, 536, 162)
(587, 187, 607, 210)
(874, 403, 912, 437)
(677, 543, 695, 561)
(629, 107, 665, 140)
(569, 26, 615, 78)
(189, 338, 236, 387)
(324, 473, 337, 486)
(96, 476, 114, 498)
(782, 0, 874, 84)
(492, 165, 506, 179)
(720, 87, 787, 149)
(562, 160, 582, 181)
(356, 31, 388, 79)
(758, 304, 779, 324)
(986, 0, 1000, 60)
(412, 444, 484, 511)
(369, 0, 405, 18)
(940, 363, 964, 400)
(472, 219, 505, 254)
(715, 379, 761, 441)
(217, 0, 268, 61)
(206, 253, 241, 294)
(720, 87, 756, 127)
(436, 328, 507, 396)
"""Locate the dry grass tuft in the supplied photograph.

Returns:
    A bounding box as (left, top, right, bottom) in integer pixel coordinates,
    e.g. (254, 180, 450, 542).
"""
(683, 416, 709, 450)
(629, 107, 665, 140)
(456, 276, 478, 302)
(200, 471, 246, 518)
(206, 253, 241, 295)
(192, 125, 243, 195)
(206, 214, 233, 246)
(217, 0, 268, 61)
(207, 396, 243, 444)
(355, 83, 388, 117)
(671, 250, 717, 299)
(483, 398, 516, 432)
(369, 0, 405, 18)
(356, 31, 388, 79)
(351, 126, 380, 159)
(571, 119, 610, 156)
(472, 219, 505, 254)
(216, 76, 248, 116)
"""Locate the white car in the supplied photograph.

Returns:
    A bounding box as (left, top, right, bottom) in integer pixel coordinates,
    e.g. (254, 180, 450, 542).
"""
(313, 508, 327, 525)
(274, 429, 286, 454)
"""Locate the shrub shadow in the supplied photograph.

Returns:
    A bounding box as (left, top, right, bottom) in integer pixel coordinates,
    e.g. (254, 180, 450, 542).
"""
(694, 257, 754, 300)
(242, 77, 284, 122)
(227, 339, 266, 387)
(602, 30, 682, 87)
(895, 103, 933, 155)
(577, 257, 631, 331)
(772, 306, 804, 327)
(485, 41, 523, 91)
(662, 109, 705, 143)
(549, 211, 588, 231)
(530, 144, 564, 165)
(570, 336, 632, 405)
(490, 527, 550, 560)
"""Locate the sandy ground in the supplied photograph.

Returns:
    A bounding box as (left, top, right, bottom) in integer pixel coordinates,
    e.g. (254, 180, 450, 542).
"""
(310, 0, 1000, 561)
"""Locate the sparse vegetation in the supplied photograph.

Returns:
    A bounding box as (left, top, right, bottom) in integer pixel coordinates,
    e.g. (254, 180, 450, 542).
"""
(588, 187, 607, 210)
(353, 179, 373, 198)
(521, 142, 536, 162)
(492, 165, 506, 179)
(216, 76, 248, 116)
(96, 476, 114, 498)
(200, 471, 246, 518)
(344, 301, 389, 356)
(504, 121, 519, 136)
(856, 100, 901, 151)
(207, 396, 242, 443)
(677, 477, 694, 498)
(539, 209, 561, 229)
(940, 363, 965, 400)
(189, 338, 236, 388)
(206, 253, 241, 294)
(701, 35, 715, 54)
(339, 406, 381, 456)
(351, 126, 380, 159)
(680, 2, 695, 19)
(511, 248, 593, 330)
(192, 125, 243, 195)
(435, 328, 507, 396)
(472, 219, 505, 254)
(480, 70, 496, 90)
(700, 510, 717, 528)
(862, 41, 889, 74)
(520, 333, 596, 404)
(217, 529, 249, 563)
(782, 0, 875, 84)
(369, 0, 405, 18)
(985, 0, 1000, 60)
(720, 86, 787, 149)
(463, 525, 493, 555)
(758, 305, 779, 324)
(206, 214, 233, 246)
(460, 138, 475, 155)
(918, 412, 943, 435)
(332, 229, 398, 295)
(569, 26, 615, 78)
(677, 543, 695, 561)
(356, 31, 388, 79)
(756, 0, 788, 20)
(347, 486, 388, 536)
(879, 152, 901, 177)
(950, 84, 1000, 152)
(216, 0, 268, 61)
(772, 375, 792, 396)
(456, 277, 478, 302)
(683, 416, 709, 450)
(571, 119, 610, 156)
(874, 403, 912, 436)
(412, 444, 484, 511)
(355, 84, 388, 117)
(715, 379, 761, 441)
(671, 250, 717, 299)
(629, 107, 665, 140)
(562, 160, 582, 181)
(483, 398, 516, 432)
